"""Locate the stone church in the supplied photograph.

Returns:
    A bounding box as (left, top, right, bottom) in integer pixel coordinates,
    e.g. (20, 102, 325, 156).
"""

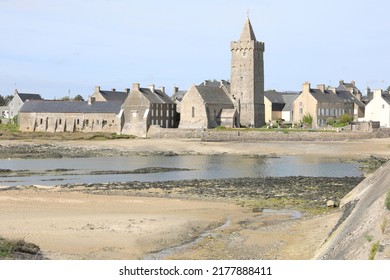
(179, 17, 265, 128)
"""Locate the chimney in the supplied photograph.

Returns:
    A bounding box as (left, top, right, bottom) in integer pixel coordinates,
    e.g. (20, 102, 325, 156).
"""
(351, 80, 355, 86)
(95, 86, 100, 93)
(302, 82, 311, 93)
(373, 89, 382, 100)
(316, 84, 326, 93)
(88, 96, 96, 105)
(173, 87, 179, 94)
(160, 86, 165, 93)
(133, 83, 140, 91)
(328, 87, 337, 94)
(111, 88, 116, 92)
(125, 88, 130, 93)
(149, 84, 155, 92)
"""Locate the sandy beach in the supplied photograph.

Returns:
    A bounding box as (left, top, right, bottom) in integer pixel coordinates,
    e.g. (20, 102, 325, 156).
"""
(1, 137, 390, 260)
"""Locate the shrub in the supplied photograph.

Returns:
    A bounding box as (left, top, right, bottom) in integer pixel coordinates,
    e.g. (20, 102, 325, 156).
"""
(339, 113, 353, 124)
(386, 190, 390, 210)
(302, 113, 313, 128)
(369, 241, 380, 260)
(326, 117, 335, 125)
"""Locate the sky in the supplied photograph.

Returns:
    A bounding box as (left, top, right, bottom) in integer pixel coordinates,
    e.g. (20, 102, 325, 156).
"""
(0, 0, 389, 99)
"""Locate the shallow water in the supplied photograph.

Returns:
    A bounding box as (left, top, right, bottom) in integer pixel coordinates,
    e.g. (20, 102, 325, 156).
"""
(0, 155, 363, 187)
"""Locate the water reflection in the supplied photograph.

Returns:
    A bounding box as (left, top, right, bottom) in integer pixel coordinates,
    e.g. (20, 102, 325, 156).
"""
(0, 155, 362, 187)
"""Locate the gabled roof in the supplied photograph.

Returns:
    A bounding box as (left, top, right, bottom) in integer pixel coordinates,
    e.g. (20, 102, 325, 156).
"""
(20, 100, 122, 114)
(138, 88, 175, 104)
(172, 90, 187, 102)
(195, 85, 234, 106)
(264, 91, 285, 105)
(239, 17, 257, 41)
(99, 90, 128, 102)
(381, 94, 390, 105)
(281, 92, 299, 111)
(17, 93, 42, 102)
(337, 90, 365, 107)
(310, 89, 343, 103)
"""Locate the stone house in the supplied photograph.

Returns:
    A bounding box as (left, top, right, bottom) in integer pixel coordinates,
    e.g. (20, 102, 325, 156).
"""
(91, 86, 129, 103)
(264, 90, 299, 124)
(179, 81, 238, 129)
(337, 80, 365, 120)
(8, 90, 42, 119)
(121, 83, 177, 137)
(281, 92, 299, 123)
(364, 89, 390, 127)
(264, 90, 285, 123)
(19, 99, 123, 133)
(292, 82, 362, 127)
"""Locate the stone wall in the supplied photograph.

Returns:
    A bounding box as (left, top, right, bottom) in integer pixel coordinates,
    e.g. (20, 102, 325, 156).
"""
(146, 126, 390, 141)
(147, 125, 204, 138)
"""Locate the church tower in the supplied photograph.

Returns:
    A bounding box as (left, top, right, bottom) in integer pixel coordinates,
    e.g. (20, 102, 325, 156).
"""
(230, 17, 265, 127)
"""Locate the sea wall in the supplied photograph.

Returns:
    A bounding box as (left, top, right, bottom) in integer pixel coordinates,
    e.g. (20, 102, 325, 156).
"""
(147, 126, 390, 141)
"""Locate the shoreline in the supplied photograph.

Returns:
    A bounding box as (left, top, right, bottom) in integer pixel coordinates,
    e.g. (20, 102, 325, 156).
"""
(1, 138, 390, 260)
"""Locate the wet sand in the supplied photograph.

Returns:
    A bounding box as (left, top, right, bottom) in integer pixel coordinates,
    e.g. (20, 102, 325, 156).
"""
(1, 138, 389, 259)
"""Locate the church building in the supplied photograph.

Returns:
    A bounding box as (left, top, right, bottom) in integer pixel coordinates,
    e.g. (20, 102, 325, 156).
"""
(230, 17, 265, 127)
(179, 17, 266, 129)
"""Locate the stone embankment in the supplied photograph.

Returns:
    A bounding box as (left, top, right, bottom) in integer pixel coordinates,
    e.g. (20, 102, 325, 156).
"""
(147, 126, 390, 141)
(315, 160, 390, 260)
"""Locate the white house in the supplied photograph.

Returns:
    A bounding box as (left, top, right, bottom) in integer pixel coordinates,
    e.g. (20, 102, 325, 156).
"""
(364, 89, 390, 127)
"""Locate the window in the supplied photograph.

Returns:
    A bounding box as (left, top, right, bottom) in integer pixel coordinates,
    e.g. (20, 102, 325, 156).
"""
(76, 119, 80, 125)
(58, 119, 62, 125)
(40, 118, 43, 125)
(192, 106, 195, 118)
(382, 104, 385, 109)
(85, 119, 89, 126)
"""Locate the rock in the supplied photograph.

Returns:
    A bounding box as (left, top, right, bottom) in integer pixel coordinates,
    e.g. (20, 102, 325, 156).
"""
(327, 200, 337, 207)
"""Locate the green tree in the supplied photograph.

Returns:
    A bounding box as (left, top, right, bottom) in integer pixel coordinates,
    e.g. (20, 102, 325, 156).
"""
(73, 95, 84, 101)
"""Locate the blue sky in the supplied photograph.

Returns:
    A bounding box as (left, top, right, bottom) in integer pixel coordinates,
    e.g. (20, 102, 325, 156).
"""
(0, 0, 389, 99)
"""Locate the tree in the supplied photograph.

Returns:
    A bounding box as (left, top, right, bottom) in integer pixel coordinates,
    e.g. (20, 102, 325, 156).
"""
(302, 113, 313, 128)
(0, 95, 13, 106)
(73, 95, 84, 101)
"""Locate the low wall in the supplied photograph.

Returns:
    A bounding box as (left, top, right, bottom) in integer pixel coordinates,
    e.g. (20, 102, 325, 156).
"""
(147, 126, 390, 141)
(147, 125, 204, 138)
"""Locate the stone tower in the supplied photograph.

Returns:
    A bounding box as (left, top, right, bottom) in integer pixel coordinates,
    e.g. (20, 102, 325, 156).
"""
(230, 17, 265, 127)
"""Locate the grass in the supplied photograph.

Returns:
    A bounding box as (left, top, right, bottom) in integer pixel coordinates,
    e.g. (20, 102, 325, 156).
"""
(380, 218, 388, 234)
(0, 123, 19, 133)
(386, 190, 390, 210)
(0, 128, 136, 141)
(0, 236, 41, 259)
(369, 241, 380, 260)
(365, 234, 373, 242)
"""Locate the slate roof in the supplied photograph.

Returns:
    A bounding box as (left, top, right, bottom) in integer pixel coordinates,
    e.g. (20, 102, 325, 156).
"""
(99, 90, 128, 102)
(195, 85, 234, 105)
(281, 93, 299, 111)
(172, 90, 187, 102)
(381, 94, 390, 105)
(310, 89, 342, 103)
(264, 91, 285, 105)
(20, 100, 122, 113)
(18, 93, 42, 102)
(337, 90, 365, 107)
(138, 88, 175, 104)
(239, 17, 257, 41)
